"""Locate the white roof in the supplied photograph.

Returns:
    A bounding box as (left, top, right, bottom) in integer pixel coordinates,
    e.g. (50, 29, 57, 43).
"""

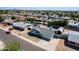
(13, 22, 32, 28)
(68, 31, 79, 43)
(60, 16, 71, 19)
(68, 22, 79, 27)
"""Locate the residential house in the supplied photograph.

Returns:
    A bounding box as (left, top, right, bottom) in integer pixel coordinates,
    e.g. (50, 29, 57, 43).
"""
(67, 21, 79, 30)
(12, 22, 32, 31)
(59, 16, 71, 20)
(4, 15, 15, 24)
(17, 15, 25, 21)
(28, 26, 54, 41)
(65, 31, 79, 48)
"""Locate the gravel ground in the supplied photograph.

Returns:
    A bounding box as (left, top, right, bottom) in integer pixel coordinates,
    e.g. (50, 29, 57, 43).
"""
(11, 28, 41, 43)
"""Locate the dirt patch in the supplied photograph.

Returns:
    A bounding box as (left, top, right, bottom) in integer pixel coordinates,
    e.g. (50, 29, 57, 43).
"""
(11, 29, 41, 43)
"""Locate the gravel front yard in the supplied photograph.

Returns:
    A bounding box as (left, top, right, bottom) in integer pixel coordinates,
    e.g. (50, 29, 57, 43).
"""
(11, 28, 41, 43)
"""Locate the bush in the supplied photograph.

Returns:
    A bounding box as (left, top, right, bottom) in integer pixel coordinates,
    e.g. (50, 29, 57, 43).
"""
(2, 41, 21, 51)
(48, 20, 68, 27)
(27, 18, 35, 23)
(0, 16, 5, 22)
(11, 16, 16, 20)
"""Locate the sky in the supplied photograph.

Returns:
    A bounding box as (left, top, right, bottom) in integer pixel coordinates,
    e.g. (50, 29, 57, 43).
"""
(0, 7, 79, 11)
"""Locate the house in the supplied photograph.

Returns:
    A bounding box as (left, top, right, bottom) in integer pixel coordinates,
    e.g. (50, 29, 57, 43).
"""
(4, 19, 15, 25)
(67, 21, 79, 30)
(17, 15, 25, 21)
(68, 22, 78, 27)
(65, 31, 79, 48)
(12, 22, 32, 31)
(59, 16, 71, 20)
(28, 26, 54, 41)
(4, 15, 15, 24)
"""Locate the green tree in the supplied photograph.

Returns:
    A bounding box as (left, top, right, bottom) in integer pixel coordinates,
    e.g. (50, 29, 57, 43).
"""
(48, 20, 68, 27)
(0, 16, 5, 22)
(11, 16, 16, 20)
(27, 18, 35, 23)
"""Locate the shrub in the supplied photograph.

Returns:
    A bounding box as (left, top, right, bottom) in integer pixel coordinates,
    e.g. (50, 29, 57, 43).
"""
(48, 20, 68, 27)
(0, 16, 5, 22)
(2, 41, 21, 51)
(11, 16, 16, 20)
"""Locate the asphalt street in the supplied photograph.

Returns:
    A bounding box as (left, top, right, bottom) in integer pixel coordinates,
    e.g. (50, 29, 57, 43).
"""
(0, 29, 45, 51)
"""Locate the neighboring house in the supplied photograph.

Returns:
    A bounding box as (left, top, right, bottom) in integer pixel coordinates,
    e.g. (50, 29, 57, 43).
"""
(4, 19, 14, 25)
(67, 22, 79, 30)
(28, 26, 54, 41)
(33, 20, 43, 24)
(4, 15, 15, 24)
(68, 22, 78, 27)
(12, 22, 32, 31)
(65, 31, 79, 48)
(59, 16, 71, 20)
(17, 16, 25, 21)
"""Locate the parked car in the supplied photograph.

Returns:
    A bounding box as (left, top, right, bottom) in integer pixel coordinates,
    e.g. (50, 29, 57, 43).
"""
(28, 29, 42, 37)
(5, 30, 11, 34)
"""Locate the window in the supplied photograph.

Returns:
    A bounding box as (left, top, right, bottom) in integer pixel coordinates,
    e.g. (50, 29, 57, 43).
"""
(31, 29, 40, 33)
(35, 30, 40, 33)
